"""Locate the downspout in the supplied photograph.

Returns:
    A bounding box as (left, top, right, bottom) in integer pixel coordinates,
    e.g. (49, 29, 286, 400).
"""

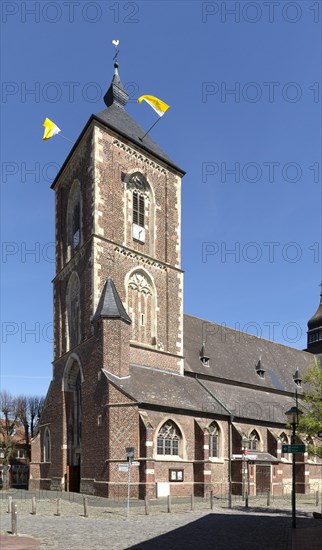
(195, 374, 234, 508)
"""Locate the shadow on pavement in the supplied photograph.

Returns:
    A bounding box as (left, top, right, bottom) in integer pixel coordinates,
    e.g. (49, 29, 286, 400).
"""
(126, 512, 317, 550)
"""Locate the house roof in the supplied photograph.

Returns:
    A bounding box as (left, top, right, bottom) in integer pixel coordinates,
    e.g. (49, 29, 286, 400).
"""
(183, 314, 313, 394)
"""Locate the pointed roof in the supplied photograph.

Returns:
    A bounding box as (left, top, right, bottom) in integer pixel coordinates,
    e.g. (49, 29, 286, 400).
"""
(308, 284, 322, 331)
(92, 278, 131, 324)
(103, 62, 129, 109)
(95, 62, 184, 173)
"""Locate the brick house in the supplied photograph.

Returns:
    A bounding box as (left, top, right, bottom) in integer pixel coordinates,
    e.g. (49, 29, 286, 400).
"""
(30, 62, 322, 498)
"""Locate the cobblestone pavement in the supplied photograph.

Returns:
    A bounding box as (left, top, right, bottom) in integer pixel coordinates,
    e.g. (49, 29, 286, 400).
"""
(0, 495, 321, 550)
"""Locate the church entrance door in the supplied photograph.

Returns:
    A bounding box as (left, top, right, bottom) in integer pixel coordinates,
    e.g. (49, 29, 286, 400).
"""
(67, 465, 80, 492)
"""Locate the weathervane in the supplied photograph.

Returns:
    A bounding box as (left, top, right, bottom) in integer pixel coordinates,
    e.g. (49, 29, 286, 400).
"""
(112, 39, 120, 63)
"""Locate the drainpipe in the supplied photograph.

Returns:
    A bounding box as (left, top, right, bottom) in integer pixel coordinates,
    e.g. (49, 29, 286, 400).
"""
(195, 375, 234, 508)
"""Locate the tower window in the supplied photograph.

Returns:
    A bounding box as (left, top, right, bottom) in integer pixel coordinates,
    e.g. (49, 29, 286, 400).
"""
(133, 192, 145, 228)
(73, 202, 80, 249)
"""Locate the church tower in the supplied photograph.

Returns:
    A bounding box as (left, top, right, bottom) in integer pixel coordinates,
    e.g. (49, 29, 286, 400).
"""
(30, 60, 185, 494)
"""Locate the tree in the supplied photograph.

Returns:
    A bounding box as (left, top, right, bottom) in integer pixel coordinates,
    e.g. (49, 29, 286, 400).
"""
(0, 391, 18, 489)
(298, 357, 322, 458)
(28, 395, 45, 438)
(0, 391, 45, 489)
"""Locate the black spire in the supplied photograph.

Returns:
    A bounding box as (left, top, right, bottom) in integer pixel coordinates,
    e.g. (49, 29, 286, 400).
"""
(103, 62, 129, 109)
(307, 282, 322, 353)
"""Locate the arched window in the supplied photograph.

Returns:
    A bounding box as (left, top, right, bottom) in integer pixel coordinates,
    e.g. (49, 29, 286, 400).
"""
(279, 432, 289, 458)
(66, 272, 81, 351)
(67, 180, 82, 259)
(127, 269, 156, 346)
(157, 421, 181, 456)
(125, 172, 155, 255)
(209, 422, 220, 458)
(249, 430, 260, 451)
(43, 428, 51, 462)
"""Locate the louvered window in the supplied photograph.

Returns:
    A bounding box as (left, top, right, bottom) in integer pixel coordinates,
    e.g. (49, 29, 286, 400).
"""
(133, 192, 145, 228)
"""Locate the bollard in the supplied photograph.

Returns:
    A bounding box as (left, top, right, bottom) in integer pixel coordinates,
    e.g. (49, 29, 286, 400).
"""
(11, 503, 18, 535)
(267, 490, 270, 507)
(191, 492, 195, 511)
(210, 490, 213, 510)
(315, 490, 319, 507)
(56, 498, 61, 516)
(144, 495, 149, 515)
(167, 494, 172, 514)
(245, 493, 249, 508)
(7, 496, 12, 514)
(31, 496, 36, 515)
(83, 496, 88, 517)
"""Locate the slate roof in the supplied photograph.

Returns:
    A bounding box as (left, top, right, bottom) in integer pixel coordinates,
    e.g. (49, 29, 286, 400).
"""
(103, 364, 298, 424)
(103, 365, 229, 417)
(92, 278, 131, 324)
(95, 104, 184, 173)
(201, 379, 295, 424)
(183, 314, 313, 394)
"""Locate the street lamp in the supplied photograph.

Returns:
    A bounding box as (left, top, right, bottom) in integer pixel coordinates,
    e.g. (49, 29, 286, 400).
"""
(285, 405, 303, 529)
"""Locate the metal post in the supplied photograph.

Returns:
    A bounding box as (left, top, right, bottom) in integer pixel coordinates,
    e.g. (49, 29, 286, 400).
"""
(167, 494, 172, 513)
(7, 496, 12, 514)
(292, 422, 296, 529)
(31, 496, 36, 515)
(144, 495, 149, 515)
(127, 459, 132, 518)
(210, 490, 213, 510)
(191, 492, 195, 511)
(11, 503, 17, 535)
(83, 496, 88, 517)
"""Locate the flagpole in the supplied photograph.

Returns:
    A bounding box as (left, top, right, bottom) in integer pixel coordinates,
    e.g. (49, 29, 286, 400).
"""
(58, 133, 73, 143)
(140, 117, 163, 141)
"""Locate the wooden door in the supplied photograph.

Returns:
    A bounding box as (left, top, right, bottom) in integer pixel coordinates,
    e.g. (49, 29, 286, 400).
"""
(256, 465, 270, 495)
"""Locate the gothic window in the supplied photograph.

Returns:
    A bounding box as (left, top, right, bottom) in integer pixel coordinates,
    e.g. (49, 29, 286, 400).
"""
(249, 430, 260, 451)
(209, 422, 220, 458)
(67, 180, 82, 259)
(66, 272, 81, 351)
(127, 270, 156, 345)
(157, 421, 181, 456)
(279, 432, 288, 458)
(43, 428, 51, 462)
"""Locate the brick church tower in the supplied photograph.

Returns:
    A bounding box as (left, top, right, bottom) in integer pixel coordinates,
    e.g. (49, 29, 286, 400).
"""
(30, 61, 185, 495)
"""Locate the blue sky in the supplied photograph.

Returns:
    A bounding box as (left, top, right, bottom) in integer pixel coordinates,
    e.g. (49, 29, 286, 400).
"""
(1, 1, 321, 396)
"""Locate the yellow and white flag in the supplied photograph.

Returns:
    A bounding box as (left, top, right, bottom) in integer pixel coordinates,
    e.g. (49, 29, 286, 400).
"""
(137, 95, 170, 117)
(42, 118, 61, 140)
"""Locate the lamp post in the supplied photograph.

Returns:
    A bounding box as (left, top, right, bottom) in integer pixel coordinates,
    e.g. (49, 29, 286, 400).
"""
(285, 405, 303, 529)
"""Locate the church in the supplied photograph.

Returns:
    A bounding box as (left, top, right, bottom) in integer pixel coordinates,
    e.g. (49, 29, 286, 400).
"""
(30, 61, 322, 499)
